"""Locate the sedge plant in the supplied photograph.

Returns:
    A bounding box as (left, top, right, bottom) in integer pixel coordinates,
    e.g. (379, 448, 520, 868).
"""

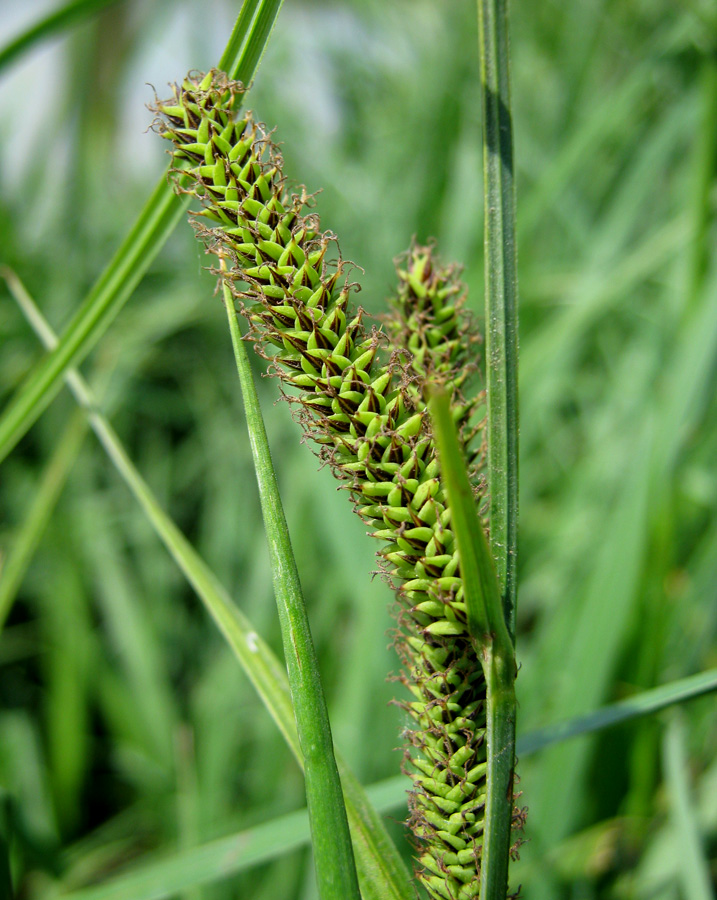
(2, 2, 716, 900)
(150, 65, 521, 899)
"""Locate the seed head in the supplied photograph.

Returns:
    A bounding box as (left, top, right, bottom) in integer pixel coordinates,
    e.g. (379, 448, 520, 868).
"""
(152, 70, 522, 899)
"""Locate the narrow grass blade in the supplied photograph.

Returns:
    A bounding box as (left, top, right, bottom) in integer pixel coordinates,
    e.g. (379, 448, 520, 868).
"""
(685, 55, 717, 310)
(57, 776, 407, 900)
(328, 761, 412, 900)
(0, 0, 119, 72)
(0, 0, 283, 466)
(477, 0, 519, 638)
(428, 387, 516, 900)
(0, 401, 87, 631)
(663, 713, 716, 900)
(518, 668, 717, 756)
(12, 279, 412, 900)
(427, 387, 508, 650)
(223, 285, 360, 900)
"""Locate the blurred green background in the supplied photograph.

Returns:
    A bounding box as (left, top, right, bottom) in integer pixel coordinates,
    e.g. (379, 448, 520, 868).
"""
(0, 0, 715, 897)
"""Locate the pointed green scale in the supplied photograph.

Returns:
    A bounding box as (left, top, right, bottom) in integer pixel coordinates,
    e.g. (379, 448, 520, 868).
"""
(380, 507, 412, 527)
(197, 116, 210, 144)
(229, 136, 249, 161)
(256, 239, 284, 261)
(212, 132, 232, 155)
(219, 119, 235, 145)
(424, 620, 465, 637)
(213, 158, 227, 186)
(159, 103, 186, 119)
(414, 600, 446, 617)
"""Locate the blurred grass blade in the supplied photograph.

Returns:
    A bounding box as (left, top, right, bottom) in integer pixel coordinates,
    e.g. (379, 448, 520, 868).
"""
(224, 285, 360, 900)
(0, 398, 87, 630)
(11, 277, 412, 900)
(530, 422, 652, 843)
(0, 792, 12, 900)
(477, 0, 519, 639)
(686, 55, 717, 310)
(0, 0, 284, 466)
(428, 387, 516, 900)
(663, 712, 716, 900)
(57, 776, 408, 900)
(518, 668, 717, 756)
(0, 0, 119, 72)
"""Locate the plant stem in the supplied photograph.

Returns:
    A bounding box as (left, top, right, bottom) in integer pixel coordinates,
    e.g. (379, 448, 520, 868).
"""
(428, 387, 512, 657)
(222, 280, 361, 900)
(477, 0, 519, 639)
(481, 645, 517, 900)
(475, 2, 519, 895)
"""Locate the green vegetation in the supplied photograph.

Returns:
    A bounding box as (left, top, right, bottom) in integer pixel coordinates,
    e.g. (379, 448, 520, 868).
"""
(0, 1, 715, 899)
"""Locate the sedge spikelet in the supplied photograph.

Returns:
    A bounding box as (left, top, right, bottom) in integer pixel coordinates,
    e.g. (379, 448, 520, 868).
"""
(151, 70, 519, 899)
(385, 244, 487, 485)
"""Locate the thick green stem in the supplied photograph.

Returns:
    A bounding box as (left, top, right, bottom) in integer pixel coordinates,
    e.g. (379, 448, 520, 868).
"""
(480, 644, 517, 900)
(477, 0, 519, 639)
(475, 2, 519, 896)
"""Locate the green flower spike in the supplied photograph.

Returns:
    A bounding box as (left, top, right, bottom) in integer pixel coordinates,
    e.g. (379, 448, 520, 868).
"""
(152, 70, 520, 900)
(385, 244, 487, 488)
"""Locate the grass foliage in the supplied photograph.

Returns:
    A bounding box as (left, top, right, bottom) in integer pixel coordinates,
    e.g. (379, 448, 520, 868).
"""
(0, 1, 715, 898)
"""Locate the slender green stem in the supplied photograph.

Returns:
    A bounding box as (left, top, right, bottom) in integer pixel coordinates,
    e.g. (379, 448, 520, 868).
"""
(228, 0, 284, 84)
(475, 2, 519, 893)
(477, 0, 519, 639)
(481, 647, 517, 900)
(0, 0, 284, 466)
(222, 280, 360, 900)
